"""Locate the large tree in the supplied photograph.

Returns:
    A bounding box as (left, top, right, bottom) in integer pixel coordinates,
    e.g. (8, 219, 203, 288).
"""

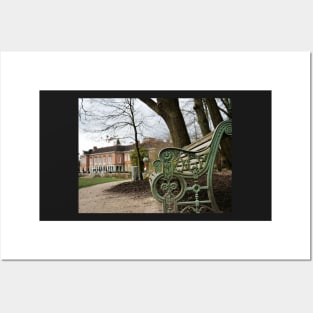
(138, 98, 191, 147)
(193, 98, 211, 136)
(203, 98, 232, 166)
(139, 97, 232, 166)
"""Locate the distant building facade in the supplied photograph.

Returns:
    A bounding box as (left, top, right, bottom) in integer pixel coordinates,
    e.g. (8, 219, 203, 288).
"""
(80, 144, 133, 173)
(79, 138, 171, 173)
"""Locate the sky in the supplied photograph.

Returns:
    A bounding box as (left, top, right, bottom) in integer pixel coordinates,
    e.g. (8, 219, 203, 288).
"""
(78, 98, 170, 154)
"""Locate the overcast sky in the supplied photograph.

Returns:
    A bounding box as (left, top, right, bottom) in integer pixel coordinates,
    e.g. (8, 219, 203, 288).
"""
(78, 98, 171, 154)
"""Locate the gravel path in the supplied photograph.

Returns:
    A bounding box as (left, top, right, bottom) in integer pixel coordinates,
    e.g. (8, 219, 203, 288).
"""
(79, 180, 162, 213)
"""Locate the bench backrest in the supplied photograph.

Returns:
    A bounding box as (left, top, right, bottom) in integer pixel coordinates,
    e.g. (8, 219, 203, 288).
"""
(183, 131, 214, 152)
(154, 120, 232, 178)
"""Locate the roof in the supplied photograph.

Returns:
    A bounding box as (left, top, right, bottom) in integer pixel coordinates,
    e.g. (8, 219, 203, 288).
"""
(83, 138, 171, 155)
(83, 144, 135, 155)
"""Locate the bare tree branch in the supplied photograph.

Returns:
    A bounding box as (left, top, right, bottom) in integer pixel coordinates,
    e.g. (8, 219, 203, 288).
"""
(79, 98, 146, 179)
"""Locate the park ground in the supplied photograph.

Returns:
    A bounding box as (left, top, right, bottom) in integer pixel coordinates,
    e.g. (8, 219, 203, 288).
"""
(78, 171, 232, 214)
(79, 179, 162, 213)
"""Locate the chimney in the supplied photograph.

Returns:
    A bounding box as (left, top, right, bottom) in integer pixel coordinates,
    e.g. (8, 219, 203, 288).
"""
(93, 146, 97, 151)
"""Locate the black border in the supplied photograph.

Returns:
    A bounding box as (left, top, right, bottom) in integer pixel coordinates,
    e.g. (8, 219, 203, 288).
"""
(40, 91, 271, 221)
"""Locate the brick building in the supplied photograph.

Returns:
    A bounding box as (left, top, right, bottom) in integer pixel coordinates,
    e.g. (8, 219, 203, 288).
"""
(79, 138, 171, 173)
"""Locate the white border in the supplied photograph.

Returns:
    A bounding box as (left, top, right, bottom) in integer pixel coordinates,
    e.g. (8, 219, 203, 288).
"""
(0, 52, 310, 260)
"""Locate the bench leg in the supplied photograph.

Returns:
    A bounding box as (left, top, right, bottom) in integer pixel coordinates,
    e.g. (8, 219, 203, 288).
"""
(162, 194, 177, 213)
(208, 185, 221, 213)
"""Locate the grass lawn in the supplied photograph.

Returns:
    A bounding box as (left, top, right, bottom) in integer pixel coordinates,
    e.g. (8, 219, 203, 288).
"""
(79, 176, 127, 189)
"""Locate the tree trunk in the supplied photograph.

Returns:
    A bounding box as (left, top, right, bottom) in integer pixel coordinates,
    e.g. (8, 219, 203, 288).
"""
(221, 98, 232, 117)
(134, 139, 143, 180)
(193, 98, 211, 136)
(138, 98, 191, 147)
(203, 98, 232, 167)
(129, 98, 143, 180)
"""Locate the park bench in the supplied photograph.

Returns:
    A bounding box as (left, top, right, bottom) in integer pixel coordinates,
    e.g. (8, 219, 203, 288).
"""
(149, 120, 232, 213)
